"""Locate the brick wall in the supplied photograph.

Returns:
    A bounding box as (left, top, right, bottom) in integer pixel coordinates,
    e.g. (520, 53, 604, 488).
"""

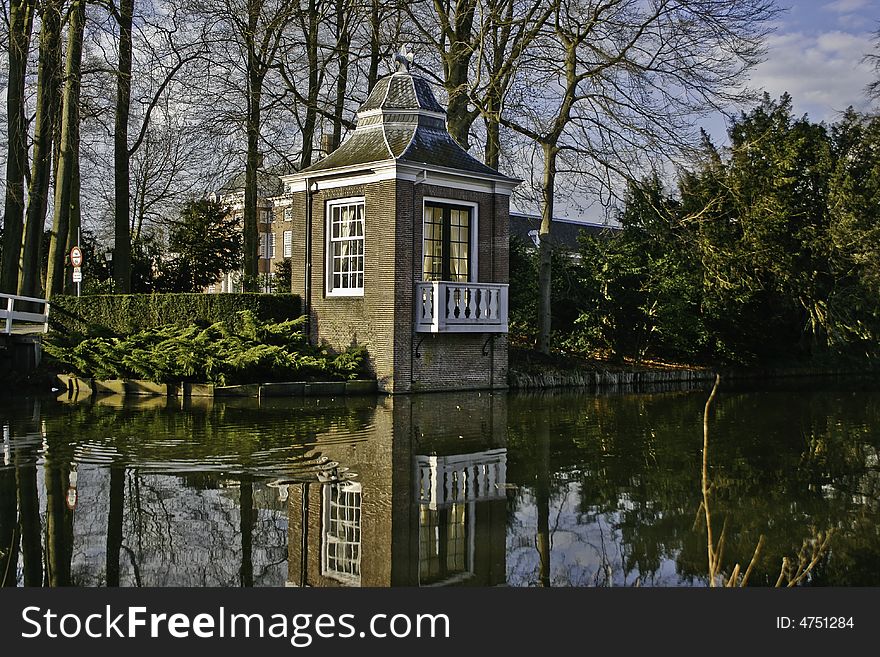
(290, 177, 510, 393)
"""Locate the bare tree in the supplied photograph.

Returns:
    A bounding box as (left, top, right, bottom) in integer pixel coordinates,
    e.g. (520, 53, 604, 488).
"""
(46, 0, 87, 298)
(19, 0, 63, 299)
(498, 0, 780, 353)
(0, 0, 35, 294)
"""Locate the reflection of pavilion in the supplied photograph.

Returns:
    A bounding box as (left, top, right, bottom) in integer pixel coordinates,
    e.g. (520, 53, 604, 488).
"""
(287, 395, 508, 587)
(416, 450, 506, 585)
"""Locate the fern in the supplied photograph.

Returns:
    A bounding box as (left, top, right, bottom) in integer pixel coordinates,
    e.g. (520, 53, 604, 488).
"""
(44, 313, 368, 385)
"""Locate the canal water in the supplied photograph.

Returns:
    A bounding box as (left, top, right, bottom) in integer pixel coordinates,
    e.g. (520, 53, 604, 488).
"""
(1, 380, 878, 587)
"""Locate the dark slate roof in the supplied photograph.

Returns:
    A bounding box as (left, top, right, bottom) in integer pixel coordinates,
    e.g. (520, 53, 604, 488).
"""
(510, 213, 618, 251)
(218, 169, 285, 198)
(358, 74, 445, 114)
(300, 71, 515, 181)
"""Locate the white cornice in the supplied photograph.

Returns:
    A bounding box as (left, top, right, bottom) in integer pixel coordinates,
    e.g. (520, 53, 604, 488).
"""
(283, 161, 519, 196)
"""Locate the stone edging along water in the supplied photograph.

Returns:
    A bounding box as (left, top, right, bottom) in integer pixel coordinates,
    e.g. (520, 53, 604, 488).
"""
(55, 374, 377, 398)
(507, 365, 878, 390)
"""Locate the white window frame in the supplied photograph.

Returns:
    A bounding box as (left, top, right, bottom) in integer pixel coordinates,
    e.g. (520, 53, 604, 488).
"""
(321, 481, 362, 586)
(283, 230, 293, 258)
(283, 207, 293, 222)
(325, 196, 365, 297)
(421, 196, 479, 283)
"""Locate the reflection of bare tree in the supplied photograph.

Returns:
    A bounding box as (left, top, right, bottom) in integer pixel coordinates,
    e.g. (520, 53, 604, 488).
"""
(535, 422, 551, 588)
(0, 466, 18, 586)
(45, 456, 74, 586)
(700, 375, 833, 587)
(239, 477, 253, 587)
(15, 439, 41, 585)
(106, 466, 124, 586)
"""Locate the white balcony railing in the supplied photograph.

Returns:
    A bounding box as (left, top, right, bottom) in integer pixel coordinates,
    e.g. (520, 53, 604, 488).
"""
(415, 281, 508, 333)
(416, 449, 508, 510)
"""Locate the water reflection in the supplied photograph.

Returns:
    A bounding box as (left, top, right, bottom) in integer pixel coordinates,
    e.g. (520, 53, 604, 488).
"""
(286, 392, 508, 587)
(1, 381, 878, 587)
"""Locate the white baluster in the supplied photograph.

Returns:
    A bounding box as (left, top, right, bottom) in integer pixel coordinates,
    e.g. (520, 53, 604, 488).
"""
(466, 287, 477, 319)
(478, 287, 488, 320)
(447, 285, 457, 320)
(424, 287, 433, 321)
(488, 288, 498, 321)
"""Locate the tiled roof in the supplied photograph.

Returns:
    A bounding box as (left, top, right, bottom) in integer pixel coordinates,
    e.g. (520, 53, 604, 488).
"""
(300, 71, 515, 182)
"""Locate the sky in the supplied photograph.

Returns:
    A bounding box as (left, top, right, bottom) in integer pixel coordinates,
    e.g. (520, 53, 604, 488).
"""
(554, 0, 880, 223)
(707, 0, 878, 140)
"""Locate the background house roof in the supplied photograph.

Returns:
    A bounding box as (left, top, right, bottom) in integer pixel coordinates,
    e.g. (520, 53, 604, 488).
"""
(509, 213, 618, 251)
(218, 169, 287, 198)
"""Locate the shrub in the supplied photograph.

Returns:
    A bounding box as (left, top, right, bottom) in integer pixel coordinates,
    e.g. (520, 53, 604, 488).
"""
(44, 311, 368, 385)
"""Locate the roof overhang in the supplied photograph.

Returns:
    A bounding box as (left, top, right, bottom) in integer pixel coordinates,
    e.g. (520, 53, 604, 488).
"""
(282, 161, 520, 196)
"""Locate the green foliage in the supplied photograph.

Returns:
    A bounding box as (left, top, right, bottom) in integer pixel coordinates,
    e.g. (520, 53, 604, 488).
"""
(154, 199, 243, 292)
(272, 258, 293, 294)
(512, 95, 880, 366)
(50, 292, 301, 337)
(44, 311, 369, 385)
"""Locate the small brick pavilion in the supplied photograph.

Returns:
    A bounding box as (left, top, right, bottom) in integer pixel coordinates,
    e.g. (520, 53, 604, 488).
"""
(278, 50, 519, 392)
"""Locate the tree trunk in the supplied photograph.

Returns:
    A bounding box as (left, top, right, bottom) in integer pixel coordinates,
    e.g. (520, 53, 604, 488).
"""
(442, 0, 477, 149)
(64, 153, 81, 294)
(1, 0, 35, 294)
(484, 115, 501, 170)
(242, 1, 263, 291)
(537, 143, 556, 354)
(114, 0, 134, 293)
(331, 0, 351, 151)
(300, 0, 320, 168)
(19, 0, 62, 299)
(367, 0, 380, 91)
(46, 0, 86, 298)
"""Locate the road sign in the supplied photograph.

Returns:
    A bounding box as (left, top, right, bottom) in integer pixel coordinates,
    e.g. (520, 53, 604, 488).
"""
(70, 246, 83, 267)
(72, 266, 82, 283)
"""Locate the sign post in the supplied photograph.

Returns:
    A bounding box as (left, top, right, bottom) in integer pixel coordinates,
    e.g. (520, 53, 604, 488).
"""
(70, 246, 84, 297)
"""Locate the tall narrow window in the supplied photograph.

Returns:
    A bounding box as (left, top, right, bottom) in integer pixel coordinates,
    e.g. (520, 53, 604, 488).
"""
(423, 202, 472, 282)
(283, 230, 293, 258)
(327, 198, 365, 296)
(321, 481, 362, 585)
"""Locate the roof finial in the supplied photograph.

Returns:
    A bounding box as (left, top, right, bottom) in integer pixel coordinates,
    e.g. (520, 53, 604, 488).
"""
(394, 45, 414, 73)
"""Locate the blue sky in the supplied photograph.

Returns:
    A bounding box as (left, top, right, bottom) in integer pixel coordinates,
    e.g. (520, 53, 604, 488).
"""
(707, 0, 878, 139)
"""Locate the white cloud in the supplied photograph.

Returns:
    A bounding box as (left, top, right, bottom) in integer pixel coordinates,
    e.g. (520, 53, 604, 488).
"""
(749, 29, 875, 120)
(822, 0, 871, 13)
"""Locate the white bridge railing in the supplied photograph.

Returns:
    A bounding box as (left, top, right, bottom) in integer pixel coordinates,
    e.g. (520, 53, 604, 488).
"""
(1, 292, 51, 334)
(415, 281, 508, 333)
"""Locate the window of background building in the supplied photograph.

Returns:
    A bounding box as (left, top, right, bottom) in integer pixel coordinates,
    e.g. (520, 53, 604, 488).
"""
(283, 230, 293, 258)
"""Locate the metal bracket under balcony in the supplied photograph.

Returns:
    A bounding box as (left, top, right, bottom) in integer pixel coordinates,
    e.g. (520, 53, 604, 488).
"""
(415, 281, 509, 333)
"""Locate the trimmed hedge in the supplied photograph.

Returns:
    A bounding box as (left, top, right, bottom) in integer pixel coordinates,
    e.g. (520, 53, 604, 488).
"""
(50, 293, 302, 337)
